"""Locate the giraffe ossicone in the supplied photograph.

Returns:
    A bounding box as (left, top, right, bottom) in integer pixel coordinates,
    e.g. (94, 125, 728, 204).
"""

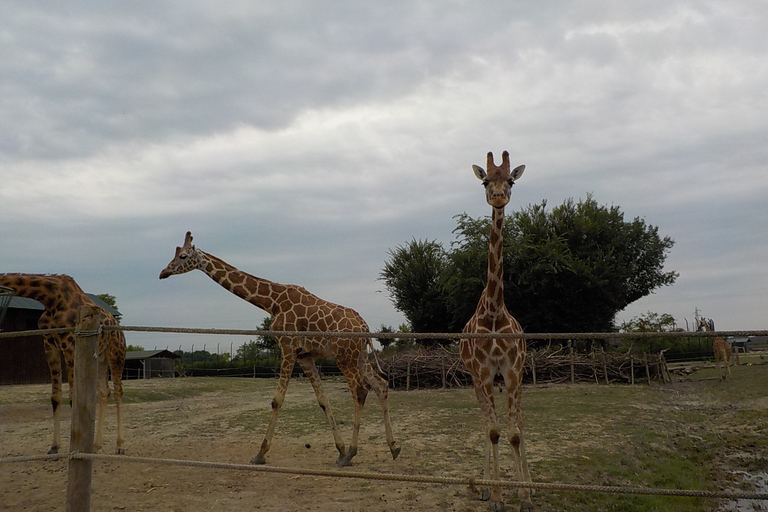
(460, 151, 534, 512)
(0, 273, 126, 455)
(159, 231, 400, 466)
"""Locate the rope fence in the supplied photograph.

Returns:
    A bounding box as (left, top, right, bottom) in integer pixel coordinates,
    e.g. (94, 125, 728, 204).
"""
(3, 324, 768, 340)
(2, 452, 766, 501)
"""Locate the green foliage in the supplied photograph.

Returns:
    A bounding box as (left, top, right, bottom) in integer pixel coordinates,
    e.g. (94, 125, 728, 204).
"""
(383, 194, 678, 337)
(96, 293, 121, 324)
(379, 239, 452, 346)
(377, 323, 417, 355)
(620, 311, 711, 360)
(126, 344, 145, 352)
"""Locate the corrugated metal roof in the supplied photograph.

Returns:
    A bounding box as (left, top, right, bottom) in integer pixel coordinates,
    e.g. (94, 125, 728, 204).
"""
(5, 293, 121, 317)
(7, 296, 44, 311)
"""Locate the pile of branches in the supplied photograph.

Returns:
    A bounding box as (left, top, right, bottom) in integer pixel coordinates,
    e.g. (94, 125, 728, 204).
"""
(379, 346, 669, 390)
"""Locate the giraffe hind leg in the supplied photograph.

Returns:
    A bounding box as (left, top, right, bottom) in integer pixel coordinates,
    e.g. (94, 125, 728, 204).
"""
(297, 356, 350, 465)
(363, 363, 400, 460)
(44, 338, 64, 454)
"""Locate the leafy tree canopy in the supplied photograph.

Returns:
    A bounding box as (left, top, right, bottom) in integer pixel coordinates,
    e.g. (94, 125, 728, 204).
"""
(379, 239, 452, 346)
(382, 194, 678, 341)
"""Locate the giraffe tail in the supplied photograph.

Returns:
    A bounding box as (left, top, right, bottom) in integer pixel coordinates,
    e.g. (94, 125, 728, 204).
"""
(367, 338, 385, 375)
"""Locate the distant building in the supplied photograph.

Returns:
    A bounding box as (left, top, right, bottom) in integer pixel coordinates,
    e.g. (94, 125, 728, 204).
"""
(124, 350, 180, 379)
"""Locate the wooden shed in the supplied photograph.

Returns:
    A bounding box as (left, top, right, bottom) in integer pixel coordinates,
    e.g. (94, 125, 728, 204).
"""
(123, 350, 180, 380)
(0, 294, 121, 385)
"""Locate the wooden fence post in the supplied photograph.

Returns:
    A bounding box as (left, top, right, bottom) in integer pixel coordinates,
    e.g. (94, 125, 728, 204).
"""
(568, 340, 575, 384)
(66, 306, 100, 512)
(601, 348, 609, 385)
(406, 359, 411, 391)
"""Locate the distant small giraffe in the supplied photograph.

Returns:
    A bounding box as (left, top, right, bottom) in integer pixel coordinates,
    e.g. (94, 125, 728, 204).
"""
(460, 151, 533, 511)
(159, 232, 399, 466)
(0, 273, 126, 454)
(698, 317, 732, 380)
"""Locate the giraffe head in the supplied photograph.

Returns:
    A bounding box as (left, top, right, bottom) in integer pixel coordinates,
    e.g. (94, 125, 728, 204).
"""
(472, 151, 525, 208)
(159, 231, 203, 279)
(697, 317, 715, 332)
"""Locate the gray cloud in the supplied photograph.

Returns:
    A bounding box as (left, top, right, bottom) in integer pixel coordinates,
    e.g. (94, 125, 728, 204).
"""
(2, 1, 767, 354)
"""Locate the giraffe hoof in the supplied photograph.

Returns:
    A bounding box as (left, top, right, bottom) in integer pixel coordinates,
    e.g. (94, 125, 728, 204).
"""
(335, 455, 353, 467)
(390, 446, 401, 460)
(115, 448, 125, 455)
(519, 500, 534, 512)
(250, 453, 267, 465)
(479, 490, 491, 501)
(489, 499, 504, 511)
(47, 446, 59, 455)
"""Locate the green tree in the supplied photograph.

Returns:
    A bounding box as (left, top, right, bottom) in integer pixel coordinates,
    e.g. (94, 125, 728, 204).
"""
(619, 311, 678, 333)
(96, 293, 121, 324)
(126, 344, 145, 352)
(236, 340, 262, 363)
(379, 239, 452, 346)
(255, 316, 277, 351)
(383, 195, 678, 337)
(448, 195, 678, 333)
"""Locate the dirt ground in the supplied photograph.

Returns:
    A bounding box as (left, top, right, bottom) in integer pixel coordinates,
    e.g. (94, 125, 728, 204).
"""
(0, 374, 764, 511)
(0, 378, 511, 512)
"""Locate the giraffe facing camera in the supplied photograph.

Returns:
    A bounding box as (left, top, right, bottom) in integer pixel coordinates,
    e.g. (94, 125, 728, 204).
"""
(460, 151, 533, 512)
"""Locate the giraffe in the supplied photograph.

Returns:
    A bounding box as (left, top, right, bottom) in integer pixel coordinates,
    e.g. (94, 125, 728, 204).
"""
(459, 151, 533, 512)
(698, 317, 732, 380)
(159, 231, 400, 466)
(0, 273, 126, 455)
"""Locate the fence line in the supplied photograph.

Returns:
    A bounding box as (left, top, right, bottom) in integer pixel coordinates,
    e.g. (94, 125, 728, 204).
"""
(2, 452, 767, 501)
(3, 324, 767, 340)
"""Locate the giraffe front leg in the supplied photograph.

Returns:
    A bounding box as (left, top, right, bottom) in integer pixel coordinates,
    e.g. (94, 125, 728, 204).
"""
(297, 357, 350, 465)
(506, 379, 533, 511)
(251, 354, 295, 465)
(472, 378, 502, 507)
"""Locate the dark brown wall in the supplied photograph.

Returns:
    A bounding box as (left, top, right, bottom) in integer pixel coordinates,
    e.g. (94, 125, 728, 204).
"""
(0, 309, 60, 385)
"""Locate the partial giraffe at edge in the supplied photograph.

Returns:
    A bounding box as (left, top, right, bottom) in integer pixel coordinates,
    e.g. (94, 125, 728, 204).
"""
(698, 317, 732, 380)
(459, 151, 533, 512)
(159, 231, 400, 466)
(0, 273, 126, 455)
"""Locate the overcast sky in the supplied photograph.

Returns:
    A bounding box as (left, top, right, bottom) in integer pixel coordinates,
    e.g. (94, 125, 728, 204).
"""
(2, 1, 766, 353)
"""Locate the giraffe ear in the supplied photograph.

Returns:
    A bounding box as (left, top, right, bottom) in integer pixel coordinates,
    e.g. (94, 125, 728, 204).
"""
(511, 164, 526, 181)
(472, 164, 487, 181)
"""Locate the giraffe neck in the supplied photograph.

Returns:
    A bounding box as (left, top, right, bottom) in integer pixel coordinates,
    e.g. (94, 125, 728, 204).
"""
(483, 206, 507, 316)
(197, 251, 285, 316)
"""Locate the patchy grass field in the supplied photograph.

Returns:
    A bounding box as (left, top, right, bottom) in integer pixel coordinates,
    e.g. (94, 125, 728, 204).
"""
(1, 361, 767, 511)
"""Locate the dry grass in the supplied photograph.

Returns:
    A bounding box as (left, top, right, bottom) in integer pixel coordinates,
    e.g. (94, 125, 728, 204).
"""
(1, 362, 767, 511)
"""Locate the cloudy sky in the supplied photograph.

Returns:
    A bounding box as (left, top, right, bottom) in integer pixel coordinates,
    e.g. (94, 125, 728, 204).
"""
(2, 1, 766, 353)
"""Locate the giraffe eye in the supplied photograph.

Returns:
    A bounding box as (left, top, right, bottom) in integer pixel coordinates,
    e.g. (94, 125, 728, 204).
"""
(482, 180, 490, 188)
(508, 179, 515, 187)
(179, 254, 188, 260)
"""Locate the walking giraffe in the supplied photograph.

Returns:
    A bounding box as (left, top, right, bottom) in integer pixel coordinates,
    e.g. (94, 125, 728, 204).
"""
(698, 317, 732, 380)
(0, 273, 126, 454)
(459, 151, 533, 511)
(159, 232, 399, 466)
